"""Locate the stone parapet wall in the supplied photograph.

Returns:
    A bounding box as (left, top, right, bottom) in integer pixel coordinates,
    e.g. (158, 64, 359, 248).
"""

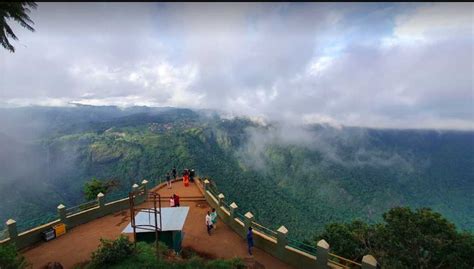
(195, 177, 377, 269)
(1, 179, 160, 250)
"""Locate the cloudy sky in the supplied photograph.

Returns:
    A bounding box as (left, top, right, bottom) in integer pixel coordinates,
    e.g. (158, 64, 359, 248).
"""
(0, 2, 473, 130)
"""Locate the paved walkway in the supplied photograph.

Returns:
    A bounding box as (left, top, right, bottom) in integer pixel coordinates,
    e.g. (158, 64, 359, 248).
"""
(22, 180, 293, 269)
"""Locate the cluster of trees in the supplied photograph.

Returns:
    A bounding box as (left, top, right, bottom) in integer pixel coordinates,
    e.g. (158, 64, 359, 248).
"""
(314, 207, 474, 269)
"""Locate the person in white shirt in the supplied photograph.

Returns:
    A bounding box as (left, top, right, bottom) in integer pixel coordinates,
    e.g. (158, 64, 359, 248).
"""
(206, 211, 213, 235)
(169, 196, 175, 207)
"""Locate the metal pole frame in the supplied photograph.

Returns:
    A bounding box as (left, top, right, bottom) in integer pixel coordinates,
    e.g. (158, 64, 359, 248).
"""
(129, 188, 162, 259)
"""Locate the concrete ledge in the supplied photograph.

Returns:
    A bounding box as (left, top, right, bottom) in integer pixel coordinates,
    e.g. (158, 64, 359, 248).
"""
(254, 229, 277, 244)
(234, 218, 244, 227)
(220, 207, 230, 216)
(67, 206, 100, 219)
(16, 220, 61, 249)
(286, 245, 317, 260)
(207, 190, 219, 205)
(104, 197, 129, 207)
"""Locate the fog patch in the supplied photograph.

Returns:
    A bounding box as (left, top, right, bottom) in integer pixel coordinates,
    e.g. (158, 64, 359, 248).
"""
(236, 121, 417, 172)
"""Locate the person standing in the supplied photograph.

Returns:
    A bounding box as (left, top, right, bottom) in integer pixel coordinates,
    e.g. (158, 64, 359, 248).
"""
(247, 227, 254, 256)
(210, 208, 218, 230)
(172, 167, 177, 180)
(190, 169, 195, 183)
(169, 196, 175, 207)
(166, 172, 172, 189)
(183, 169, 189, 187)
(173, 194, 180, 207)
(206, 211, 213, 236)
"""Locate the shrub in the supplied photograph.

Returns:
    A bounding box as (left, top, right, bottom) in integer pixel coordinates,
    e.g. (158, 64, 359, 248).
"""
(0, 243, 28, 269)
(89, 236, 134, 268)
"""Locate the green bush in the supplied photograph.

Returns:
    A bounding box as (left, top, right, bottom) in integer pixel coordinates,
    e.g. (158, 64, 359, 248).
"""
(86, 237, 244, 269)
(83, 178, 109, 201)
(0, 243, 28, 269)
(89, 235, 134, 268)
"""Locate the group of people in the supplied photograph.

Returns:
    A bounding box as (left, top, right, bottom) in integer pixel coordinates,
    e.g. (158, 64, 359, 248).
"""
(205, 208, 218, 235)
(204, 209, 254, 255)
(166, 167, 195, 189)
(165, 166, 255, 256)
(182, 168, 195, 187)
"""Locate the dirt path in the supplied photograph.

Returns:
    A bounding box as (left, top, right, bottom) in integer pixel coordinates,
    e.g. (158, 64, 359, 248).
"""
(22, 181, 293, 269)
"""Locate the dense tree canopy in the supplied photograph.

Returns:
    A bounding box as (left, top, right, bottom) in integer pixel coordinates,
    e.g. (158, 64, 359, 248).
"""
(316, 207, 474, 269)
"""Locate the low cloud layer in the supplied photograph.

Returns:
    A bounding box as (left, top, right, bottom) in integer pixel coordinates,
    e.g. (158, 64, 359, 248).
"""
(0, 3, 472, 130)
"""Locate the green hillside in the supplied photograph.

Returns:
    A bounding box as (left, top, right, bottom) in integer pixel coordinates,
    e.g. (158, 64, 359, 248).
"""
(0, 106, 472, 240)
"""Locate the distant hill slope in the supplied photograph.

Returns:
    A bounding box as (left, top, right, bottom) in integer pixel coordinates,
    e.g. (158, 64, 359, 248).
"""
(0, 106, 472, 239)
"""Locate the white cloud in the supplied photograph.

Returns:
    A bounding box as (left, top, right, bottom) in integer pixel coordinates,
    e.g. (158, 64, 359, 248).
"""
(384, 3, 473, 46)
(0, 3, 472, 130)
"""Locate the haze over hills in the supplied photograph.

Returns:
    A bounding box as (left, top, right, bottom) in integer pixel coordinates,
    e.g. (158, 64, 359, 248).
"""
(0, 105, 472, 239)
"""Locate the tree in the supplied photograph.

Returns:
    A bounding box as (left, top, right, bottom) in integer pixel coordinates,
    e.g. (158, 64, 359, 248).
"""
(0, 2, 37, 53)
(315, 207, 474, 269)
(380, 207, 474, 269)
(83, 178, 117, 201)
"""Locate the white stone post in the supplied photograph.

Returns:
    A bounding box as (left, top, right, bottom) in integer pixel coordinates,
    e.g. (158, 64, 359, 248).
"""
(57, 204, 66, 224)
(132, 183, 139, 192)
(244, 212, 254, 231)
(203, 179, 210, 191)
(362, 255, 378, 269)
(218, 193, 225, 207)
(141, 179, 149, 195)
(276, 225, 288, 249)
(97, 192, 105, 208)
(6, 219, 18, 241)
(316, 239, 330, 268)
(229, 202, 238, 218)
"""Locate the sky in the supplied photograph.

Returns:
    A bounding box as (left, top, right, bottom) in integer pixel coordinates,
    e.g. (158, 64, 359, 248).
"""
(0, 2, 473, 130)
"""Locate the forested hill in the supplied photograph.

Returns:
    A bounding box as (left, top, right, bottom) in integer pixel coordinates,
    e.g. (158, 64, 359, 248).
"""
(0, 106, 472, 239)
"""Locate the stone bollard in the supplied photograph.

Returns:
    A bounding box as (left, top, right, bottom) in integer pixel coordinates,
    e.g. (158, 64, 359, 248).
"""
(141, 179, 149, 195)
(362, 255, 378, 269)
(229, 202, 238, 218)
(316, 239, 330, 269)
(132, 183, 139, 192)
(97, 192, 105, 208)
(57, 204, 67, 226)
(218, 193, 225, 207)
(244, 212, 254, 231)
(276, 226, 288, 250)
(203, 179, 210, 191)
(6, 219, 18, 242)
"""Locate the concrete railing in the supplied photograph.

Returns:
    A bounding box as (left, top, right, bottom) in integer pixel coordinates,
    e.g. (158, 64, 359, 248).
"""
(0, 179, 157, 250)
(195, 177, 378, 269)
